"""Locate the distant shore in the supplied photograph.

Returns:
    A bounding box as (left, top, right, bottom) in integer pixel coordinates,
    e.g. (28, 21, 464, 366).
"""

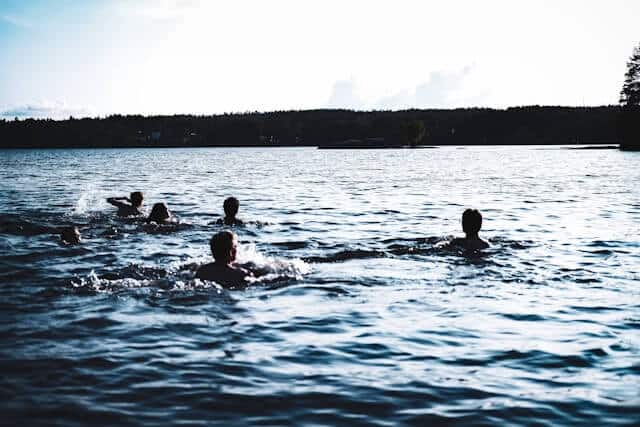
(0, 106, 631, 149)
(317, 146, 440, 149)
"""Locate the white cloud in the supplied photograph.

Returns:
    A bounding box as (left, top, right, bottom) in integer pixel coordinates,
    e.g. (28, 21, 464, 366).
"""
(327, 67, 486, 110)
(0, 13, 32, 29)
(0, 101, 93, 120)
(115, 0, 202, 21)
(327, 79, 364, 110)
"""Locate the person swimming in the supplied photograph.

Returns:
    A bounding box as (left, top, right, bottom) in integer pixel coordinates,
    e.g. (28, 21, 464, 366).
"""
(60, 226, 81, 245)
(196, 230, 253, 287)
(146, 202, 175, 224)
(107, 192, 144, 217)
(216, 197, 244, 226)
(450, 208, 490, 251)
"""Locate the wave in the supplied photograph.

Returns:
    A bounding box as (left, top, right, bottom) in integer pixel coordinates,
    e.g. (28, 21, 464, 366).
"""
(0, 214, 61, 236)
(140, 222, 194, 234)
(300, 236, 537, 264)
(236, 243, 310, 284)
(71, 271, 226, 294)
(304, 248, 389, 263)
(69, 243, 310, 293)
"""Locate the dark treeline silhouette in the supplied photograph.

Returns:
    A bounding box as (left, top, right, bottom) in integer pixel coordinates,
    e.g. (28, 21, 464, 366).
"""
(619, 42, 640, 150)
(0, 106, 632, 149)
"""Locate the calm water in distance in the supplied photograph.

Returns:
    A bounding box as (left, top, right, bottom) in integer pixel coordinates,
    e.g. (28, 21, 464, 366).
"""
(1, 146, 639, 426)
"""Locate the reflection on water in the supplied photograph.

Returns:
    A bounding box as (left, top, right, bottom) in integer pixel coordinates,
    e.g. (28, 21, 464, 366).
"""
(1, 146, 639, 426)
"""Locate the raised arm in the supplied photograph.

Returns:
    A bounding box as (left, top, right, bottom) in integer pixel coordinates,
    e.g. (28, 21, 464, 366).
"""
(106, 196, 129, 208)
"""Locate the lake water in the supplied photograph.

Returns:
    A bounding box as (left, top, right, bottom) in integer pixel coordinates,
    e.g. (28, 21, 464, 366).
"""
(1, 146, 639, 426)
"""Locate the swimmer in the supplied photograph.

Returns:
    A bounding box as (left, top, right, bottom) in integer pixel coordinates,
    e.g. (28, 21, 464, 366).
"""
(196, 230, 253, 287)
(60, 226, 81, 245)
(107, 191, 144, 217)
(147, 202, 175, 224)
(216, 197, 244, 226)
(450, 208, 490, 251)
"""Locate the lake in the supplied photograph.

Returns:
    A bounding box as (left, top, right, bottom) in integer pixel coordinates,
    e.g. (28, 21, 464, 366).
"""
(1, 146, 639, 426)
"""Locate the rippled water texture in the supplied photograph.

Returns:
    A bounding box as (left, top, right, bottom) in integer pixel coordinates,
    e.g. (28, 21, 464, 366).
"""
(1, 147, 639, 426)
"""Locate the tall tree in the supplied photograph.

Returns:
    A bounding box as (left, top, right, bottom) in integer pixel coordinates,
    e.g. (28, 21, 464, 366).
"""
(405, 119, 426, 147)
(620, 43, 640, 106)
(620, 42, 640, 150)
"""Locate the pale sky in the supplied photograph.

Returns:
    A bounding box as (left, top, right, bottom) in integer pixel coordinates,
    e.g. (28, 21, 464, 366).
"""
(0, 0, 638, 118)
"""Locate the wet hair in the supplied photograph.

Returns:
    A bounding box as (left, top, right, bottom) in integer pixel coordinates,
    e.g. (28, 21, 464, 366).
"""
(60, 226, 81, 244)
(209, 230, 236, 262)
(148, 202, 170, 223)
(130, 191, 144, 207)
(223, 197, 239, 217)
(462, 209, 483, 235)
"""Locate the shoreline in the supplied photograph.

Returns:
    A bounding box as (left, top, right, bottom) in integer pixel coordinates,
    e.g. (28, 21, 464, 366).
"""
(1, 106, 629, 149)
(0, 143, 623, 150)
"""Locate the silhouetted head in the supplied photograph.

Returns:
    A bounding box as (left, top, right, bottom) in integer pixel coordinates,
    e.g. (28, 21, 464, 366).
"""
(61, 226, 81, 245)
(148, 202, 171, 223)
(209, 230, 237, 264)
(462, 209, 483, 236)
(223, 197, 239, 218)
(130, 191, 144, 207)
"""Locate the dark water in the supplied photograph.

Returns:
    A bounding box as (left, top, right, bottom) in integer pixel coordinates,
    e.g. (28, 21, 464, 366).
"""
(1, 146, 639, 426)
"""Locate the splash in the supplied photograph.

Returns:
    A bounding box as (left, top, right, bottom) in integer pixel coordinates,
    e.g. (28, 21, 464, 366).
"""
(71, 270, 226, 293)
(71, 185, 109, 217)
(69, 242, 310, 293)
(236, 243, 311, 282)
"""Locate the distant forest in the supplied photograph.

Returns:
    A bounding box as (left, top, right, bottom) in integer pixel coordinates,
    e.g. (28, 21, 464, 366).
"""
(0, 106, 632, 148)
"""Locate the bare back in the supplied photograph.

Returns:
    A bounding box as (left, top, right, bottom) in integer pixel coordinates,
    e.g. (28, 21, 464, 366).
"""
(107, 197, 142, 217)
(450, 237, 490, 251)
(195, 262, 252, 288)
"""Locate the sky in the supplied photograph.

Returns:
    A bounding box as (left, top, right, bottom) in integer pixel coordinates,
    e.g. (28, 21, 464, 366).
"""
(0, 0, 639, 119)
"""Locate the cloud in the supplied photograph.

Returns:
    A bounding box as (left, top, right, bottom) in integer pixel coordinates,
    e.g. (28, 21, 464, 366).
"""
(0, 13, 32, 29)
(327, 78, 364, 110)
(375, 90, 413, 111)
(115, 0, 202, 21)
(377, 67, 476, 110)
(327, 66, 487, 111)
(0, 102, 92, 120)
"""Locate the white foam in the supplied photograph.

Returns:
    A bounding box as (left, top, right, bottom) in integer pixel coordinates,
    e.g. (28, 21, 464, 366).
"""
(236, 243, 311, 282)
(72, 270, 152, 293)
(71, 244, 309, 293)
(72, 270, 227, 293)
(71, 185, 110, 216)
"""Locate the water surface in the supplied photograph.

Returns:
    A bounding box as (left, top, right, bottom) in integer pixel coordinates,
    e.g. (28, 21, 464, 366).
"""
(1, 146, 639, 426)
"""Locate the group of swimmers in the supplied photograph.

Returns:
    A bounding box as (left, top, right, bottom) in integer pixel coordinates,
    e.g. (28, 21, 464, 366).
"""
(107, 192, 175, 224)
(104, 192, 248, 286)
(58, 192, 178, 245)
(59, 191, 489, 287)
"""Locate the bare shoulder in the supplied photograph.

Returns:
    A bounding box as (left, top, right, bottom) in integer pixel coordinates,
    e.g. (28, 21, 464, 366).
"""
(196, 263, 252, 287)
(466, 239, 490, 251)
(117, 205, 141, 217)
(450, 237, 490, 251)
(195, 263, 216, 280)
(226, 265, 253, 284)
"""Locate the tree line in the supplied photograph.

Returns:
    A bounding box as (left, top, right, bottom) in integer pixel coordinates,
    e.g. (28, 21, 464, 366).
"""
(0, 106, 630, 149)
(619, 42, 640, 150)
